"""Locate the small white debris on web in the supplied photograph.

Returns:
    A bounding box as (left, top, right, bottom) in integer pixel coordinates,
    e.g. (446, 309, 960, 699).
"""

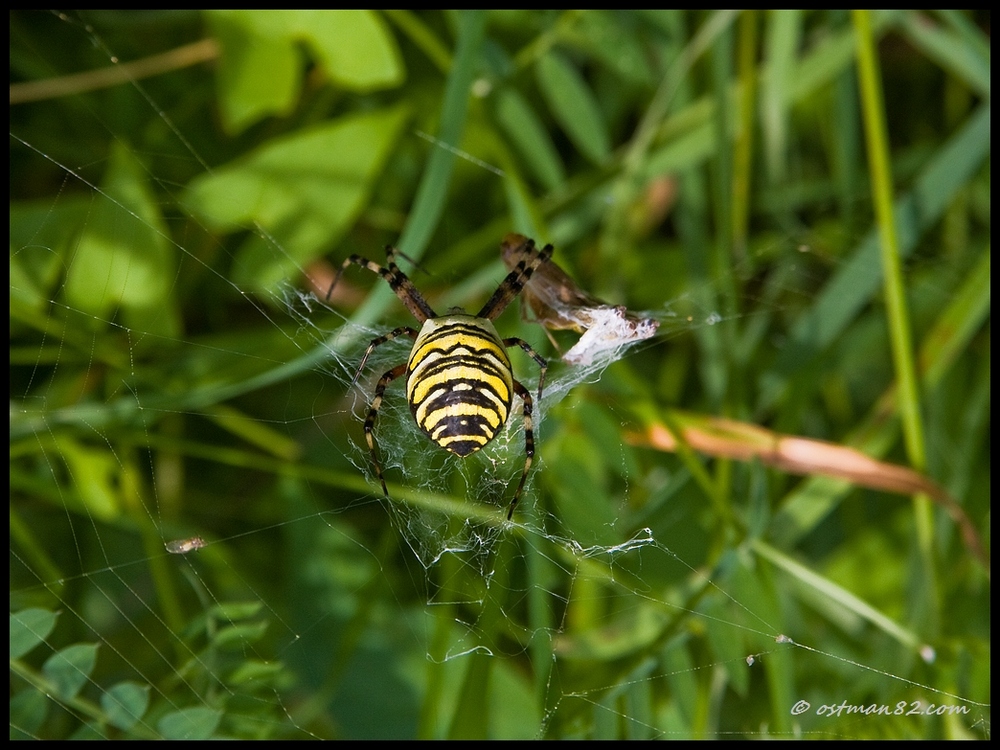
(500, 234, 659, 367)
(746, 655, 755, 666)
(561, 305, 659, 366)
(166, 536, 207, 554)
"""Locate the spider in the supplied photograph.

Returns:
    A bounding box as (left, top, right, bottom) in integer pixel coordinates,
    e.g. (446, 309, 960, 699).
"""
(327, 234, 553, 519)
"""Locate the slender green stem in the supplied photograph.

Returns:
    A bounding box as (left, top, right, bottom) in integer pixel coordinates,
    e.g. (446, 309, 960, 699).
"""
(852, 9, 935, 588)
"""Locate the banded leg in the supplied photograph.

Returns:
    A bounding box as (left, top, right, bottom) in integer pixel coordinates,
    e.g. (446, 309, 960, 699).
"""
(507, 379, 537, 520)
(327, 247, 437, 322)
(478, 235, 554, 321)
(504, 337, 547, 402)
(365, 363, 408, 497)
(354, 326, 419, 385)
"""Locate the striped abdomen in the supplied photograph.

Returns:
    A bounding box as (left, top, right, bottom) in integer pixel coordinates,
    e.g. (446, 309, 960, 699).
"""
(406, 314, 513, 457)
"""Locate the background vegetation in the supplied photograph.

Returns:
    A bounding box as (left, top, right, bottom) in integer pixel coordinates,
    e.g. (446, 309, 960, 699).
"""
(10, 10, 990, 739)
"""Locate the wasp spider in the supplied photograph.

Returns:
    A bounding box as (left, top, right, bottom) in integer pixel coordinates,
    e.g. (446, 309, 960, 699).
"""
(328, 234, 553, 519)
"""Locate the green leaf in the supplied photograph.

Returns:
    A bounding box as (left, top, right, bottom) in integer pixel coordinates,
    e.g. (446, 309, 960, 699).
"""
(43, 643, 99, 702)
(208, 10, 405, 132)
(536, 50, 611, 165)
(183, 105, 410, 294)
(10, 198, 91, 313)
(214, 621, 269, 650)
(899, 11, 990, 97)
(296, 10, 405, 91)
(53, 437, 121, 521)
(62, 143, 178, 338)
(208, 601, 265, 621)
(158, 706, 223, 740)
(102, 681, 150, 732)
(9, 689, 49, 738)
(494, 87, 565, 191)
(10, 608, 58, 659)
(9, 250, 48, 315)
(577, 11, 655, 87)
(228, 659, 286, 685)
(207, 11, 301, 132)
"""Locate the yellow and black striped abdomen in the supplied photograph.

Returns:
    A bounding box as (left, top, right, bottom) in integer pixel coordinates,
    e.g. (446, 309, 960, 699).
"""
(406, 314, 514, 457)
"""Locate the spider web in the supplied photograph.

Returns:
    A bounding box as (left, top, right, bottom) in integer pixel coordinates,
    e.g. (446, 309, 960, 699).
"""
(283, 270, 703, 574)
(10, 11, 990, 740)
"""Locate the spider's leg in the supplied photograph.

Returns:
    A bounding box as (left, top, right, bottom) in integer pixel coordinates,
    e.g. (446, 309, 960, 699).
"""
(327, 248, 437, 322)
(479, 236, 554, 321)
(354, 327, 419, 385)
(507, 379, 537, 520)
(503, 337, 547, 403)
(365, 363, 408, 497)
